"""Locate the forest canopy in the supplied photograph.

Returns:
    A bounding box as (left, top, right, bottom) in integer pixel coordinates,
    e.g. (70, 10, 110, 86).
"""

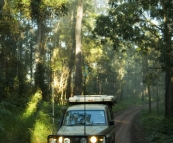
(0, 0, 172, 114)
(94, 0, 173, 117)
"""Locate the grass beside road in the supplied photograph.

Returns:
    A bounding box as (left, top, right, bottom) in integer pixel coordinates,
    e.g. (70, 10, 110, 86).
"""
(140, 102, 173, 143)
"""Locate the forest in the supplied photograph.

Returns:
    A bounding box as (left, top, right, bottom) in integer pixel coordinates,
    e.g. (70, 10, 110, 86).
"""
(0, 0, 172, 143)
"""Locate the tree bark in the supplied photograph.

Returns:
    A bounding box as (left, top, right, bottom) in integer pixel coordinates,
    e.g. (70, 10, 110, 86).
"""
(148, 85, 151, 113)
(165, 71, 173, 117)
(156, 83, 160, 115)
(66, 16, 76, 98)
(163, 3, 173, 117)
(34, 19, 47, 100)
(74, 0, 83, 95)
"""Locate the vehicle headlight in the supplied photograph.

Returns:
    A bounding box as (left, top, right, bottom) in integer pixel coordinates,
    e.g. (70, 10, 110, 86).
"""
(89, 136, 106, 143)
(58, 136, 63, 143)
(90, 136, 97, 143)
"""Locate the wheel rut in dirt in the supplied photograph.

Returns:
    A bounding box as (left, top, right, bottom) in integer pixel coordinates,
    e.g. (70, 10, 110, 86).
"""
(114, 106, 143, 143)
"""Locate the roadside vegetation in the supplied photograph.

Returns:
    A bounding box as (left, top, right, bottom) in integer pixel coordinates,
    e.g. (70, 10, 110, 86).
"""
(140, 102, 173, 143)
(113, 98, 149, 113)
(0, 90, 62, 143)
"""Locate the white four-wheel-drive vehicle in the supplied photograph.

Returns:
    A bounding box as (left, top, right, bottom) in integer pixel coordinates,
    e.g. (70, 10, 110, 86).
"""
(47, 95, 116, 143)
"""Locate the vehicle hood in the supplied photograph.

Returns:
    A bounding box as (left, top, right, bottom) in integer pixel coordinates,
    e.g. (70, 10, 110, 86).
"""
(57, 126, 108, 135)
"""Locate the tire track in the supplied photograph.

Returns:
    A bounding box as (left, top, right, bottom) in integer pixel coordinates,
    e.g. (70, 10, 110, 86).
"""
(114, 106, 142, 143)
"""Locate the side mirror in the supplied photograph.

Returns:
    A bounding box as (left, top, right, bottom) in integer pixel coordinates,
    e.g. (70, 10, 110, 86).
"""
(61, 106, 67, 113)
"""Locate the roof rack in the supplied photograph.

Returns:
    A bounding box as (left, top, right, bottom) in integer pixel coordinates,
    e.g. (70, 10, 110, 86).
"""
(68, 95, 116, 106)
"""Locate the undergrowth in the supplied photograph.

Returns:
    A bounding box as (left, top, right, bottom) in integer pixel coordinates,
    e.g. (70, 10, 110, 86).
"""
(140, 102, 173, 143)
(0, 91, 63, 143)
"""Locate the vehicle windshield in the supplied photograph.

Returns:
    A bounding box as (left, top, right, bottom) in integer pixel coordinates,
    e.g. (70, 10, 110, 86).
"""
(63, 110, 106, 126)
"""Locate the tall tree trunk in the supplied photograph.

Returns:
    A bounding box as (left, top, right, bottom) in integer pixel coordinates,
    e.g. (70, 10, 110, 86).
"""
(163, 3, 173, 117)
(66, 17, 76, 99)
(0, 36, 6, 99)
(165, 71, 173, 117)
(35, 19, 42, 64)
(35, 19, 42, 89)
(34, 20, 47, 100)
(156, 83, 160, 115)
(30, 41, 33, 83)
(74, 0, 83, 95)
(148, 85, 151, 113)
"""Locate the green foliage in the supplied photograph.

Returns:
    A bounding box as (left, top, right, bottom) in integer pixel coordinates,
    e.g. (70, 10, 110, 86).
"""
(93, 15, 113, 37)
(112, 98, 148, 112)
(93, 0, 173, 117)
(143, 72, 159, 86)
(94, 0, 172, 69)
(0, 91, 63, 143)
(0, 102, 11, 134)
(13, 0, 68, 20)
(140, 103, 173, 143)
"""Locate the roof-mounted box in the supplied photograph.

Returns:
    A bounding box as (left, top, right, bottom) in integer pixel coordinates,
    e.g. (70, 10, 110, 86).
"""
(69, 95, 116, 105)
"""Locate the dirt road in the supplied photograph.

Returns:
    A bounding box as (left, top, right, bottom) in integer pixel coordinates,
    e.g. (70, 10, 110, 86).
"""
(114, 106, 144, 143)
